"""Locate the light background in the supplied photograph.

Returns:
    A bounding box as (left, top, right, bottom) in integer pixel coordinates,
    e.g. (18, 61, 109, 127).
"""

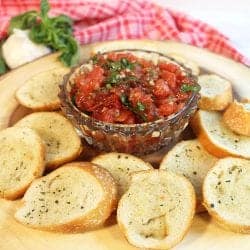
(155, 0, 250, 58)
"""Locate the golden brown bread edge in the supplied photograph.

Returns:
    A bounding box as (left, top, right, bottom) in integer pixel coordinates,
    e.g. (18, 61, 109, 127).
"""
(202, 161, 250, 234)
(117, 170, 196, 249)
(190, 111, 240, 158)
(15, 162, 118, 233)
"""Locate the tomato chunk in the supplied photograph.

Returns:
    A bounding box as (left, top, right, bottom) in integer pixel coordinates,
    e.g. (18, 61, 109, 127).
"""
(71, 52, 196, 124)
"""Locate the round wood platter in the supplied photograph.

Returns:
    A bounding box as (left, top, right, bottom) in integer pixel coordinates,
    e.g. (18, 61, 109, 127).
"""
(0, 40, 250, 250)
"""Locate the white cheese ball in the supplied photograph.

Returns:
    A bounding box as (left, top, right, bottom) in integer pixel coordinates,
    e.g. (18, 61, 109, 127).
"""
(2, 29, 51, 69)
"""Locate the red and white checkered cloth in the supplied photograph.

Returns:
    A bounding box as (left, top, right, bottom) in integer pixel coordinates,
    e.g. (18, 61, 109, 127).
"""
(1, 0, 249, 65)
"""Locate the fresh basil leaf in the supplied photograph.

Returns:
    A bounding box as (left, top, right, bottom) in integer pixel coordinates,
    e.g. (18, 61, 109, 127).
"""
(7, 0, 79, 67)
(29, 23, 51, 44)
(106, 71, 121, 85)
(59, 36, 80, 67)
(105, 57, 135, 72)
(120, 94, 129, 106)
(40, 0, 50, 19)
(120, 94, 147, 122)
(109, 61, 122, 71)
(50, 15, 73, 35)
(120, 58, 134, 70)
(8, 11, 38, 34)
(91, 54, 100, 64)
(181, 83, 201, 92)
(136, 102, 145, 111)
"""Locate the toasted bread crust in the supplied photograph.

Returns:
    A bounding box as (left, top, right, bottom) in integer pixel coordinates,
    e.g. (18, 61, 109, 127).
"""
(0, 127, 45, 200)
(160, 139, 217, 213)
(47, 145, 83, 169)
(198, 74, 233, 111)
(203, 158, 250, 234)
(198, 90, 232, 111)
(203, 202, 250, 234)
(15, 162, 118, 233)
(223, 101, 250, 136)
(117, 170, 196, 249)
(15, 112, 82, 169)
(16, 67, 69, 111)
(191, 111, 243, 158)
(92, 153, 153, 199)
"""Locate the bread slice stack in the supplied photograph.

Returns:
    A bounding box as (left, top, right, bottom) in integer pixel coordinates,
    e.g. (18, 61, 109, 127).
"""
(191, 110, 250, 159)
(15, 112, 82, 169)
(0, 127, 45, 200)
(15, 162, 117, 232)
(160, 139, 217, 212)
(203, 157, 250, 234)
(198, 74, 233, 110)
(117, 170, 195, 249)
(92, 153, 153, 199)
(16, 67, 69, 111)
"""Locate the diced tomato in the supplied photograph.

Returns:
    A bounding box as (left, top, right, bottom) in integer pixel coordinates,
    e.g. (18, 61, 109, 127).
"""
(72, 52, 195, 124)
(115, 109, 136, 124)
(158, 102, 177, 117)
(75, 65, 104, 94)
(92, 107, 116, 123)
(160, 70, 176, 89)
(145, 103, 158, 122)
(129, 87, 153, 107)
(95, 92, 121, 109)
(75, 93, 96, 112)
(159, 62, 177, 72)
(153, 79, 170, 98)
(92, 107, 135, 124)
(138, 58, 154, 68)
(176, 91, 190, 101)
(107, 53, 136, 62)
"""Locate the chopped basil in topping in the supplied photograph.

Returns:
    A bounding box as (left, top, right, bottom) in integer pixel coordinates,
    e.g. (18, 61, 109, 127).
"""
(105, 57, 135, 72)
(120, 58, 135, 70)
(120, 94, 147, 122)
(136, 101, 145, 111)
(105, 71, 121, 85)
(120, 94, 130, 106)
(181, 83, 200, 93)
(91, 54, 100, 64)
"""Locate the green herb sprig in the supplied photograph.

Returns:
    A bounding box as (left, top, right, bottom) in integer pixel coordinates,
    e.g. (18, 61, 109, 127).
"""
(106, 58, 135, 71)
(181, 83, 201, 93)
(120, 94, 147, 122)
(8, 0, 79, 67)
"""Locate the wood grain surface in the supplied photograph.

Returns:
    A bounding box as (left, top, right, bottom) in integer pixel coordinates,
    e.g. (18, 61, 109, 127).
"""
(0, 40, 250, 250)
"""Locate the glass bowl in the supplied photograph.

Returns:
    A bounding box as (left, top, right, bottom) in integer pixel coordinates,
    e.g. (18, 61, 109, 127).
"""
(59, 49, 200, 155)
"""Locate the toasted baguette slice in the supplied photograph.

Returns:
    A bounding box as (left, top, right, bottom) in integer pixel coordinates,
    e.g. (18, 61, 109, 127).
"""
(16, 67, 69, 111)
(92, 153, 153, 199)
(198, 74, 233, 110)
(15, 112, 82, 169)
(223, 101, 250, 136)
(160, 139, 217, 212)
(117, 170, 195, 249)
(203, 157, 250, 234)
(15, 162, 118, 232)
(0, 127, 45, 200)
(168, 53, 200, 76)
(191, 110, 250, 159)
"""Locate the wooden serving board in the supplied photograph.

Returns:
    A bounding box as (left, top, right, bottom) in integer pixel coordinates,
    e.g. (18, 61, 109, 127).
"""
(0, 40, 250, 250)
